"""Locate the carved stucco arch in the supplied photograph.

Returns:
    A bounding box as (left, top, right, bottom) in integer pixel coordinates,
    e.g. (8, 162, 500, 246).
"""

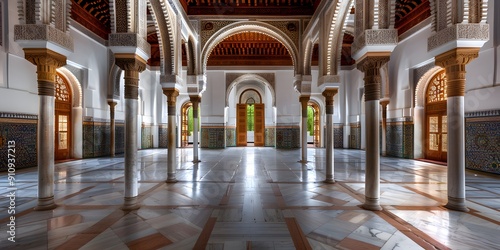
(303, 39, 314, 75)
(147, 0, 176, 76)
(202, 21, 299, 75)
(415, 66, 443, 108)
(108, 63, 122, 100)
(226, 74, 276, 108)
(57, 67, 82, 108)
(326, 0, 354, 76)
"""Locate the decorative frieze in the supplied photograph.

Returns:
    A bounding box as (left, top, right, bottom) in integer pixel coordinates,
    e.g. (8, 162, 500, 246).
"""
(14, 24, 74, 52)
(427, 24, 489, 52)
(109, 33, 151, 58)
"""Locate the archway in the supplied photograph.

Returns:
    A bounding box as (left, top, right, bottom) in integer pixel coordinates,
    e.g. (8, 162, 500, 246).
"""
(307, 101, 321, 148)
(181, 101, 193, 147)
(237, 89, 264, 147)
(424, 70, 447, 162)
(54, 73, 72, 160)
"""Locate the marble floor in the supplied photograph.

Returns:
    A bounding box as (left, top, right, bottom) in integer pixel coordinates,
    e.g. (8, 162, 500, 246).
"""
(1, 147, 500, 250)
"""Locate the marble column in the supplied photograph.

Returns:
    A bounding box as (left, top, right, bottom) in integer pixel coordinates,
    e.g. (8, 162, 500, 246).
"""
(322, 89, 337, 183)
(190, 95, 201, 163)
(24, 48, 66, 211)
(164, 89, 179, 182)
(380, 100, 389, 156)
(115, 54, 146, 210)
(108, 101, 117, 157)
(299, 96, 310, 163)
(357, 55, 390, 211)
(435, 48, 479, 212)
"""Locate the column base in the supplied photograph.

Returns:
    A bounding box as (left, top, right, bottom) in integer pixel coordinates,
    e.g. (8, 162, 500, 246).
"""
(122, 196, 140, 211)
(34, 196, 57, 211)
(193, 160, 201, 163)
(323, 179, 335, 184)
(298, 160, 309, 163)
(362, 197, 382, 211)
(445, 196, 469, 212)
(166, 174, 178, 183)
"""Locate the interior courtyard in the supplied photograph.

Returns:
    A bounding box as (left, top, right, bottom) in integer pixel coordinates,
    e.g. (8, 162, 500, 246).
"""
(0, 0, 500, 249)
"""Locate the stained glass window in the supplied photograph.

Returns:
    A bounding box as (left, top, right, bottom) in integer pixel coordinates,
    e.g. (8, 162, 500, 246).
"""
(426, 71, 447, 103)
(55, 74, 70, 102)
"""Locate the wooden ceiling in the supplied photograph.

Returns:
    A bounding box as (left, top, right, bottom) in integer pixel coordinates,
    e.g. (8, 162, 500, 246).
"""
(69, 0, 428, 67)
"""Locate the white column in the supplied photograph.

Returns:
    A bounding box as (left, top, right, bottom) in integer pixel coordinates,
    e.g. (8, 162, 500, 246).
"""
(364, 100, 381, 210)
(123, 99, 139, 208)
(435, 48, 479, 212)
(322, 89, 337, 183)
(115, 54, 146, 211)
(357, 55, 389, 211)
(300, 96, 309, 163)
(190, 96, 201, 163)
(23, 48, 66, 211)
(36, 95, 56, 210)
(164, 89, 179, 182)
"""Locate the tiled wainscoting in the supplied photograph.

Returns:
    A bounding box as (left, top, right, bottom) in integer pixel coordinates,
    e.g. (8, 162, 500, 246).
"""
(349, 123, 361, 149)
(225, 127, 236, 147)
(265, 127, 275, 147)
(386, 118, 414, 159)
(158, 124, 168, 148)
(334, 123, 343, 148)
(0, 113, 37, 171)
(83, 117, 124, 158)
(141, 124, 153, 149)
(201, 124, 225, 148)
(275, 124, 300, 149)
(466, 111, 500, 174)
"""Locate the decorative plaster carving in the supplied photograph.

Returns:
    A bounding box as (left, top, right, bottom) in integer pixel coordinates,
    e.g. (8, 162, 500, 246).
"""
(14, 24, 74, 51)
(109, 33, 151, 57)
(427, 23, 489, 51)
(201, 20, 238, 48)
(262, 20, 300, 49)
(351, 29, 398, 56)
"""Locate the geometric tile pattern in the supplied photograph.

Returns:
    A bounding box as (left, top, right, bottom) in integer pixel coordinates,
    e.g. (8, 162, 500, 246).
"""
(349, 123, 361, 149)
(83, 121, 111, 158)
(386, 121, 414, 159)
(466, 116, 500, 174)
(158, 125, 168, 148)
(334, 124, 343, 148)
(141, 125, 152, 149)
(265, 127, 275, 147)
(201, 126, 225, 148)
(115, 123, 124, 154)
(2, 148, 500, 249)
(225, 127, 236, 147)
(276, 126, 300, 148)
(0, 119, 37, 171)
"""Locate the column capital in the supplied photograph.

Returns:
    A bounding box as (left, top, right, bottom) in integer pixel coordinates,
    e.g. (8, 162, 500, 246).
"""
(299, 96, 310, 103)
(322, 89, 338, 104)
(435, 48, 479, 68)
(108, 101, 118, 108)
(189, 95, 201, 103)
(114, 53, 147, 72)
(115, 54, 146, 100)
(163, 88, 180, 107)
(356, 53, 390, 73)
(435, 48, 480, 97)
(380, 99, 390, 108)
(23, 48, 67, 96)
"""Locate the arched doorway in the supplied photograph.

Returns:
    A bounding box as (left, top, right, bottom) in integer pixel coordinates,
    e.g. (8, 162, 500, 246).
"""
(237, 89, 265, 146)
(55, 73, 72, 160)
(307, 101, 321, 147)
(425, 70, 447, 162)
(181, 102, 193, 147)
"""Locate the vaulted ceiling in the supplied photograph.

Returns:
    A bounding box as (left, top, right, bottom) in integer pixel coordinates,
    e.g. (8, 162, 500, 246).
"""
(70, 0, 429, 68)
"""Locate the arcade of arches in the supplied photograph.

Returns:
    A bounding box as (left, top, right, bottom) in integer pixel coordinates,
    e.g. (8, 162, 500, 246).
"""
(1, 0, 500, 249)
